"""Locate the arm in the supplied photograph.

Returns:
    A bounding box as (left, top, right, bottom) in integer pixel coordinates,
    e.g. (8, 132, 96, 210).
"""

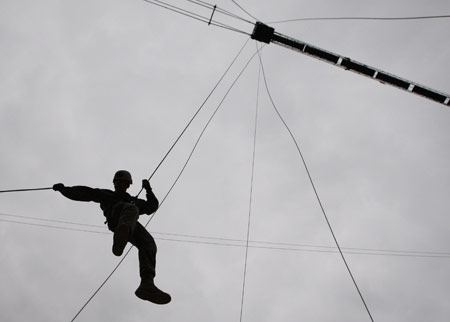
(53, 184, 113, 203)
(134, 180, 159, 215)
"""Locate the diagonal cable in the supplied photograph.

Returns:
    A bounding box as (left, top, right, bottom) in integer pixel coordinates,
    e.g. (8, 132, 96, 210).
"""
(268, 14, 450, 24)
(142, 0, 210, 23)
(256, 51, 375, 322)
(231, 0, 259, 22)
(141, 0, 251, 35)
(135, 38, 250, 198)
(239, 42, 261, 322)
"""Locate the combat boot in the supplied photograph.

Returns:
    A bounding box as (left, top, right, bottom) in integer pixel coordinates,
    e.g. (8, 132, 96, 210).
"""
(135, 279, 171, 305)
(112, 224, 130, 256)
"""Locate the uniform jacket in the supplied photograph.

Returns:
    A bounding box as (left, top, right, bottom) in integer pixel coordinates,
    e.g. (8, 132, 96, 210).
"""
(57, 185, 159, 222)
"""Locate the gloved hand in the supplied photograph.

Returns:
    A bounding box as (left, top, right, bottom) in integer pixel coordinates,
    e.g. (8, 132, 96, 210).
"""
(142, 179, 151, 191)
(53, 183, 65, 191)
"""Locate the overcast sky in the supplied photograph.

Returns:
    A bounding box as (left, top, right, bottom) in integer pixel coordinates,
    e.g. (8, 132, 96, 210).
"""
(1, 0, 450, 321)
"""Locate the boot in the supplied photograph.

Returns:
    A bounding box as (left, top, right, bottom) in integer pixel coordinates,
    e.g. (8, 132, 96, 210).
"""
(135, 279, 171, 305)
(112, 224, 130, 256)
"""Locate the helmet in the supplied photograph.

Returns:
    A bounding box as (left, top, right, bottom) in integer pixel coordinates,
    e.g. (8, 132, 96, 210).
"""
(113, 170, 133, 184)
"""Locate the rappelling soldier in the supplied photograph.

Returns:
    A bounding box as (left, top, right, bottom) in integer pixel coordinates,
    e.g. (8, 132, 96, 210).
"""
(53, 170, 171, 305)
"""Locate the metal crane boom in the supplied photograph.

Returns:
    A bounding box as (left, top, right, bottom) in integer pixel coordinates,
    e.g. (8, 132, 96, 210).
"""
(251, 22, 449, 107)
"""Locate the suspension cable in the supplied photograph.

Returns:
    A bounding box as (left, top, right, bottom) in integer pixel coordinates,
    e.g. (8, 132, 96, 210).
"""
(143, 43, 260, 231)
(135, 38, 250, 198)
(256, 52, 375, 322)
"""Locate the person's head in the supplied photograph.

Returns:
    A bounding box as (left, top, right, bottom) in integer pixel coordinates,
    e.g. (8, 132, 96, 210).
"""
(113, 170, 132, 192)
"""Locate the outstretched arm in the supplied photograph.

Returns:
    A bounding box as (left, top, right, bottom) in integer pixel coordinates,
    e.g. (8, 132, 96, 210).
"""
(53, 183, 110, 203)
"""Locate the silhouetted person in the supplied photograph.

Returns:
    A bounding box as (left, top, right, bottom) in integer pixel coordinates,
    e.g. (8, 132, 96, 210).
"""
(53, 170, 171, 305)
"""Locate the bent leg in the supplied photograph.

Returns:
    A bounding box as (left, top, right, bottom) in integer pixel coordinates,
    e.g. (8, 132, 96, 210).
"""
(107, 202, 139, 232)
(111, 203, 139, 256)
(117, 203, 139, 233)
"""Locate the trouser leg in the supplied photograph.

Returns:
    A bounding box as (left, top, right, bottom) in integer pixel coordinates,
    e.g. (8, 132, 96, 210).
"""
(129, 222, 157, 279)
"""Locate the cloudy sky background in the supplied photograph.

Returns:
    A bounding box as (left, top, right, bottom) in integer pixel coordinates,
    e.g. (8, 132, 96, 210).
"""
(1, 0, 450, 321)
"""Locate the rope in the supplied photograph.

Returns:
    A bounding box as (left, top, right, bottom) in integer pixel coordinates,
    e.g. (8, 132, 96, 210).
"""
(0, 187, 52, 193)
(142, 43, 262, 230)
(0, 218, 110, 235)
(0, 212, 105, 228)
(239, 42, 261, 322)
(135, 38, 250, 199)
(70, 39, 259, 322)
(256, 52, 375, 322)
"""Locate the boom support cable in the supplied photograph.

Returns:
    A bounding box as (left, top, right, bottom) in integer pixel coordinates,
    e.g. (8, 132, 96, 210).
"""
(256, 52, 375, 322)
(141, 0, 251, 35)
(187, 0, 254, 24)
(70, 40, 261, 322)
(231, 0, 259, 22)
(268, 14, 450, 24)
